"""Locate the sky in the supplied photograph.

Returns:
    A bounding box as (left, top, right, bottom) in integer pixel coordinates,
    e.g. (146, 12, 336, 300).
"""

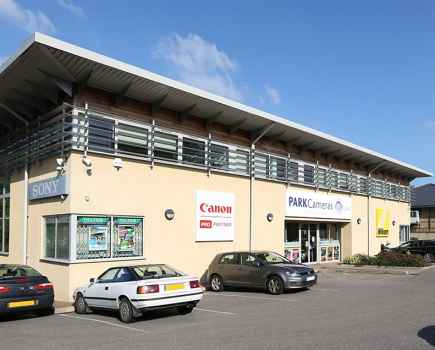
(0, 0, 434, 185)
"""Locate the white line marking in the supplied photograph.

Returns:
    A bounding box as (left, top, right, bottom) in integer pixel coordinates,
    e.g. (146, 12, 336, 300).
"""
(57, 314, 148, 334)
(205, 292, 296, 302)
(195, 307, 236, 315)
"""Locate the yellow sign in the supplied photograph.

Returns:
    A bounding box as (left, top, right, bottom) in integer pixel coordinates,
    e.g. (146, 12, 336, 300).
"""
(375, 208, 391, 237)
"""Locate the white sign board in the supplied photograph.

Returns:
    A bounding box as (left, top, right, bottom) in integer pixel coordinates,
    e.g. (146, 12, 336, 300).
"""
(196, 191, 235, 241)
(285, 189, 352, 220)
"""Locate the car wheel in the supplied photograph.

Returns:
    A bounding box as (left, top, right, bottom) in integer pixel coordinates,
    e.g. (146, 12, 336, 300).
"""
(210, 274, 224, 292)
(37, 306, 55, 316)
(177, 304, 194, 315)
(119, 298, 134, 323)
(267, 276, 284, 295)
(424, 253, 434, 264)
(74, 293, 90, 314)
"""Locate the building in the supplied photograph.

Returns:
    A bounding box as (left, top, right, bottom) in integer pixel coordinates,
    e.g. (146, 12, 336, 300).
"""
(0, 33, 432, 302)
(411, 184, 435, 240)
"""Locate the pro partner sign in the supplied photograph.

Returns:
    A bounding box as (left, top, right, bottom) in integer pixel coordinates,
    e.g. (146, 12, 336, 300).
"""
(285, 190, 351, 220)
(28, 176, 68, 201)
(196, 190, 235, 241)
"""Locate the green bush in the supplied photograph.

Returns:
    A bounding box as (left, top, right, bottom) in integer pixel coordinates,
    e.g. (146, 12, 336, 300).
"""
(342, 252, 425, 267)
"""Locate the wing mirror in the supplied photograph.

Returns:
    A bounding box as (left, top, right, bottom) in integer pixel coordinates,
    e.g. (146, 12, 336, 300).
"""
(255, 260, 263, 268)
(89, 278, 95, 284)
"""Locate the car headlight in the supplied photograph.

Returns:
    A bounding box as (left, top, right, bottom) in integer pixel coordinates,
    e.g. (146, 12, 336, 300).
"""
(286, 271, 301, 277)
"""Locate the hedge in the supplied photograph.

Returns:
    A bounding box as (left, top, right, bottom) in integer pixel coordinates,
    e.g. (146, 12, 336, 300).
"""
(342, 252, 425, 267)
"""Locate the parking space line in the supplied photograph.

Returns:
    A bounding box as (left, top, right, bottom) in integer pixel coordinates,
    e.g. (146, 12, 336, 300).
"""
(205, 292, 296, 302)
(57, 314, 148, 334)
(195, 307, 237, 315)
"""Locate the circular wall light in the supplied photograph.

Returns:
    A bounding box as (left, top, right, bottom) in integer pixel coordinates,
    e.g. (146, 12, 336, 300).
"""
(357, 218, 362, 225)
(266, 213, 274, 222)
(165, 209, 175, 221)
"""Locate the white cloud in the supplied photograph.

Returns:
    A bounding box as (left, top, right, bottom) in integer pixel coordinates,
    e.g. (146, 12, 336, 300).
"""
(0, 56, 7, 65)
(154, 33, 243, 101)
(57, 0, 85, 18)
(265, 85, 281, 105)
(0, 0, 56, 33)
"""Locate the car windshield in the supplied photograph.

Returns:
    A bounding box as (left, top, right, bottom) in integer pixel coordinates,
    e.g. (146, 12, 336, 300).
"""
(133, 265, 183, 280)
(0, 265, 42, 279)
(254, 252, 290, 265)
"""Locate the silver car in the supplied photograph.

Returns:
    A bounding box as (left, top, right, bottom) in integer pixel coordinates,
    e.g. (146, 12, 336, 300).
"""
(203, 251, 317, 295)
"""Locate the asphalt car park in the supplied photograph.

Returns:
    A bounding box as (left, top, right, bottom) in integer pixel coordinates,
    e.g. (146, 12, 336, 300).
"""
(1, 270, 435, 350)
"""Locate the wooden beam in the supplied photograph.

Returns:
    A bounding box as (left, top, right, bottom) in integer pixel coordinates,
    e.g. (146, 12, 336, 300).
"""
(250, 122, 275, 143)
(178, 104, 197, 122)
(151, 93, 168, 114)
(0, 102, 29, 125)
(228, 118, 247, 134)
(39, 69, 73, 97)
(37, 45, 76, 82)
(24, 79, 58, 104)
(205, 111, 222, 129)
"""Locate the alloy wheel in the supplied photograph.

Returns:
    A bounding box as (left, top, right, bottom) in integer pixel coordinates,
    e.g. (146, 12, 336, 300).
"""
(211, 275, 223, 292)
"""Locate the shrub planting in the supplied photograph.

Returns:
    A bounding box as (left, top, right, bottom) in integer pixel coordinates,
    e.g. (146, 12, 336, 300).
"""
(343, 251, 425, 267)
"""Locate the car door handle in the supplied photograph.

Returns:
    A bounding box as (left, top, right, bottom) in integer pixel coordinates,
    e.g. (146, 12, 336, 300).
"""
(105, 286, 109, 290)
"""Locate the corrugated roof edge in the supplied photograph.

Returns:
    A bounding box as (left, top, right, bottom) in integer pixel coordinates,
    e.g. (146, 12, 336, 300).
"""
(2, 32, 433, 178)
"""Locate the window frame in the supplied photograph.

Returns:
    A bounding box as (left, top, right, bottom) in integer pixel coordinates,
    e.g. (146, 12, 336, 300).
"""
(41, 214, 145, 264)
(0, 181, 10, 255)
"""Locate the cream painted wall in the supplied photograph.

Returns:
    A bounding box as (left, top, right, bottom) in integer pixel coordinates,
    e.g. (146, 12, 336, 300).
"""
(348, 195, 410, 257)
(2, 151, 412, 301)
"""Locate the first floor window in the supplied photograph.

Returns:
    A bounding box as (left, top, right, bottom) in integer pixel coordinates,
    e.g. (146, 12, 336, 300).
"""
(0, 181, 10, 254)
(182, 137, 205, 165)
(44, 215, 70, 260)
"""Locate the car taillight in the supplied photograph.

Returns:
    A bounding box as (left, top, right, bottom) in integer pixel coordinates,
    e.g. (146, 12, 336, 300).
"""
(189, 280, 200, 289)
(34, 283, 53, 291)
(137, 285, 160, 294)
(0, 285, 10, 294)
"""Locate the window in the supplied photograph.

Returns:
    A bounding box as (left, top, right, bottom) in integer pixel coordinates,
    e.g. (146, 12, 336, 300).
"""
(0, 266, 41, 278)
(154, 131, 178, 161)
(240, 253, 257, 266)
(0, 181, 10, 254)
(255, 252, 289, 264)
(316, 168, 327, 187)
(329, 171, 338, 188)
(219, 253, 238, 264)
(88, 115, 115, 153)
(44, 215, 70, 260)
(210, 143, 229, 169)
(339, 173, 349, 190)
(230, 149, 249, 175)
(399, 225, 410, 243)
(287, 161, 299, 182)
(183, 138, 205, 165)
(359, 177, 368, 194)
(285, 222, 299, 243)
(270, 157, 286, 180)
(255, 153, 268, 178)
(304, 164, 314, 184)
(98, 268, 119, 282)
(76, 216, 111, 260)
(133, 265, 182, 279)
(114, 268, 133, 282)
(117, 123, 148, 156)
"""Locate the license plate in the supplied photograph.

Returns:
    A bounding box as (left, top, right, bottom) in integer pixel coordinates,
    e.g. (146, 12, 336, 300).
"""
(306, 276, 315, 282)
(164, 283, 185, 291)
(8, 300, 37, 308)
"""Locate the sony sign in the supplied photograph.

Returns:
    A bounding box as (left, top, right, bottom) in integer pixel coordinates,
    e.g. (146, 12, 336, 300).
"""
(28, 176, 68, 201)
(285, 189, 351, 220)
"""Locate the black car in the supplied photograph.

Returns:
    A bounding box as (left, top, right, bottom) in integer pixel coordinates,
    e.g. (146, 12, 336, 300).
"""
(0, 265, 55, 316)
(388, 240, 435, 263)
(204, 251, 317, 295)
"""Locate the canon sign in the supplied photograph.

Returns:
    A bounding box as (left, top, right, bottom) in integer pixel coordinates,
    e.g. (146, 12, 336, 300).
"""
(199, 203, 232, 214)
(196, 190, 235, 241)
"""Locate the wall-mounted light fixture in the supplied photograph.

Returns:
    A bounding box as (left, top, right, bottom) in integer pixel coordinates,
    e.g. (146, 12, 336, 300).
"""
(392, 220, 396, 226)
(113, 158, 123, 170)
(56, 158, 66, 175)
(266, 213, 274, 222)
(357, 218, 362, 225)
(82, 157, 93, 175)
(165, 209, 175, 221)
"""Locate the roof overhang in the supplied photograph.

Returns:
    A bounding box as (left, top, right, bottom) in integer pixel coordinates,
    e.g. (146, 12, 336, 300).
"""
(0, 32, 432, 179)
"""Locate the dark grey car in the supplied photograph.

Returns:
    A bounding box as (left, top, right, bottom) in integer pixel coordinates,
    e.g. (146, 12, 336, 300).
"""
(204, 251, 317, 295)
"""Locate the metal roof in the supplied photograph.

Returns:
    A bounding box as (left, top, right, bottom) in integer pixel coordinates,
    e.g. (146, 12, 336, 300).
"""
(412, 184, 435, 208)
(0, 32, 432, 179)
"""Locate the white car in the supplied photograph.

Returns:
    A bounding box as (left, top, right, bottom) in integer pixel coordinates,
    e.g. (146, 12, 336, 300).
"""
(73, 264, 204, 323)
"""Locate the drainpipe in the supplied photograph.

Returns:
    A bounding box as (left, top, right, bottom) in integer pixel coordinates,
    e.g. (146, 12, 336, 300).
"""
(23, 163, 28, 265)
(367, 162, 385, 256)
(249, 123, 275, 252)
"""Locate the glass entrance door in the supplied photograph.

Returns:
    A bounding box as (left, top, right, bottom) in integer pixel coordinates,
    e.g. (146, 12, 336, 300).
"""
(300, 224, 318, 263)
